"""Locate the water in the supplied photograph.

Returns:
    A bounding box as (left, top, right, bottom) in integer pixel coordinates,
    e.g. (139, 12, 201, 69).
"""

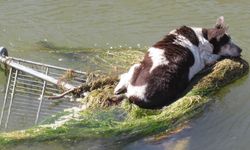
(0, 0, 250, 149)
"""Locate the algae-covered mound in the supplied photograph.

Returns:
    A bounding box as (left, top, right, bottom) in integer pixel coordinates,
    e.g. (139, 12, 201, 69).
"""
(0, 58, 248, 149)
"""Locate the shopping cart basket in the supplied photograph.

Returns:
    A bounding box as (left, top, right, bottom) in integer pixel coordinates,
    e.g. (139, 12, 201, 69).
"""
(0, 47, 86, 131)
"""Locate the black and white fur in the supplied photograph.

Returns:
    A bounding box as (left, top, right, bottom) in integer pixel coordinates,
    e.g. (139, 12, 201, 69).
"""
(114, 16, 242, 109)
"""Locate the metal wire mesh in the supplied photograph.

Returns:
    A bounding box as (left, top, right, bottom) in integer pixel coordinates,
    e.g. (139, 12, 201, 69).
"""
(0, 57, 86, 131)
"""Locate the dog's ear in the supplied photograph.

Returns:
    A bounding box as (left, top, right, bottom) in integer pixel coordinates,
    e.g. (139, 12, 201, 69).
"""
(207, 28, 226, 41)
(215, 16, 228, 29)
(207, 16, 229, 40)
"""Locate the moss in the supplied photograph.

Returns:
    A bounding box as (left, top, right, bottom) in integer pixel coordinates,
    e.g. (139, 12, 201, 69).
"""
(83, 86, 116, 108)
(188, 58, 249, 97)
(41, 110, 72, 125)
(85, 73, 119, 91)
(0, 58, 248, 149)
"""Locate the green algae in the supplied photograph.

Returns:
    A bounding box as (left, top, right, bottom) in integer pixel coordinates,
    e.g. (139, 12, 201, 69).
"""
(0, 54, 248, 149)
(36, 41, 145, 73)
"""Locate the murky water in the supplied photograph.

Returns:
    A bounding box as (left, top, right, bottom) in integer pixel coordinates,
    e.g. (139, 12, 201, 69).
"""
(0, 0, 250, 149)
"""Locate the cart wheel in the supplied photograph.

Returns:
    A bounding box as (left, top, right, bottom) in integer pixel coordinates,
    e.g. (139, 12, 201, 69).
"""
(0, 47, 8, 57)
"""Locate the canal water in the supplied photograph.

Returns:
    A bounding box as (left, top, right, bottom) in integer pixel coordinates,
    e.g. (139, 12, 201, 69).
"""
(0, 0, 250, 149)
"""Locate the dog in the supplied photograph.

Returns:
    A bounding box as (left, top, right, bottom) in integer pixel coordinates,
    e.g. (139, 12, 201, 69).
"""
(114, 16, 242, 109)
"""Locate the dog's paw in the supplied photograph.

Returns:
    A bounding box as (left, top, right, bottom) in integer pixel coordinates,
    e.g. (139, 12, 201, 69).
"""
(114, 85, 127, 95)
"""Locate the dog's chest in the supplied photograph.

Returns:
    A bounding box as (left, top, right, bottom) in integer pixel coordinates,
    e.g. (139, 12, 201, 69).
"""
(188, 49, 206, 80)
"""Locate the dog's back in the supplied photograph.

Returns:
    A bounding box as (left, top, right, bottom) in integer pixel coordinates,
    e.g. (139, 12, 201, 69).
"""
(127, 26, 196, 108)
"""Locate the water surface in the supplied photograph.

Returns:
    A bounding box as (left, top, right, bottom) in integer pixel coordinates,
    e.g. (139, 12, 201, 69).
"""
(0, 0, 250, 150)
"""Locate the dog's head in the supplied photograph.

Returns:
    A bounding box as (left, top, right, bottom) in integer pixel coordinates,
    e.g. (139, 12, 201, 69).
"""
(204, 16, 242, 57)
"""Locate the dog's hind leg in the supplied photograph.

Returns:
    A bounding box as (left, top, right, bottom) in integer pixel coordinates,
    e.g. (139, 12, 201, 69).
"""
(114, 64, 140, 95)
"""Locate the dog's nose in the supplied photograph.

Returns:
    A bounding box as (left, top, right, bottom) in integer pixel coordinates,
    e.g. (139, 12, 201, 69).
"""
(238, 47, 242, 53)
(235, 45, 242, 53)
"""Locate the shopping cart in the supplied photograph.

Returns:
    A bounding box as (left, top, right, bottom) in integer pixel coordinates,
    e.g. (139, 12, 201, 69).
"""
(0, 47, 86, 131)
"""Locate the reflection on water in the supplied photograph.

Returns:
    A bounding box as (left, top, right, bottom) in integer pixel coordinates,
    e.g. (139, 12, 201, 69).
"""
(0, 0, 250, 150)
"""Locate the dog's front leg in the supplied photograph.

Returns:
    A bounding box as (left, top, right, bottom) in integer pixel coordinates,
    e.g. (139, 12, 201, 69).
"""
(114, 73, 128, 94)
(114, 64, 140, 95)
(204, 53, 221, 66)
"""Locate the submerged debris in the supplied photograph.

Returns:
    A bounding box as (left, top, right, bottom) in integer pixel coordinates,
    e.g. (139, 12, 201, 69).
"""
(50, 72, 121, 107)
(36, 41, 145, 73)
(79, 73, 119, 108)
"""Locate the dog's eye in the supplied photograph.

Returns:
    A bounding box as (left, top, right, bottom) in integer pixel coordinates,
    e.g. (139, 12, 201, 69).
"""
(219, 35, 231, 45)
